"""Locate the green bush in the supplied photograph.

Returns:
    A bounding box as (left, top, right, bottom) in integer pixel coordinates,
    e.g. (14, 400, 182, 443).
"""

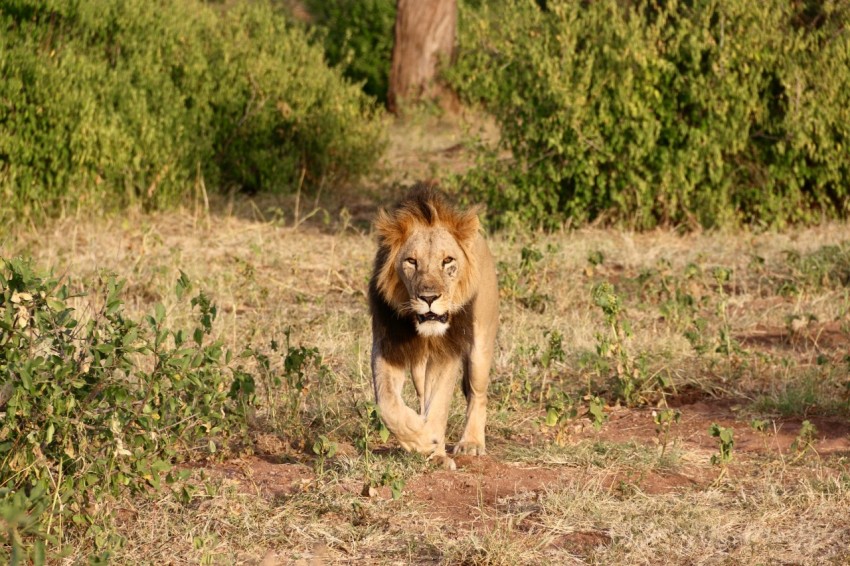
(0, 259, 255, 560)
(0, 0, 384, 223)
(303, 0, 396, 105)
(449, 0, 850, 229)
(0, 0, 219, 218)
(211, 2, 386, 193)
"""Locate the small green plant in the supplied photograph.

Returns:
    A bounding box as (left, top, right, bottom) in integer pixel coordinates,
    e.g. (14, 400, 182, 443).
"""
(545, 391, 577, 427)
(750, 419, 769, 433)
(652, 261, 703, 333)
(312, 434, 338, 476)
(356, 401, 390, 458)
(499, 245, 551, 313)
(591, 282, 662, 406)
(587, 250, 605, 268)
(250, 328, 326, 440)
(540, 330, 567, 370)
(587, 396, 607, 430)
(380, 468, 405, 500)
(543, 391, 578, 445)
(538, 329, 566, 404)
(712, 268, 740, 356)
(709, 423, 735, 480)
(680, 266, 743, 357)
(360, 457, 407, 501)
(684, 317, 712, 355)
(520, 246, 544, 270)
(790, 420, 818, 463)
(652, 408, 681, 459)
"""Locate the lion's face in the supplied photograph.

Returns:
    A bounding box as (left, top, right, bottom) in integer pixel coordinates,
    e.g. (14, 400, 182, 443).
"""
(373, 191, 481, 338)
(396, 226, 468, 337)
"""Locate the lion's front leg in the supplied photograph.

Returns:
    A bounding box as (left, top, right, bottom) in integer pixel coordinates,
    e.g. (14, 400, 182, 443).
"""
(372, 354, 427, 444)
(411, 359, 426, 416)
(416, 357, 462, 469)
(373, 351, 459, 469)
(455, 333, 495, 456)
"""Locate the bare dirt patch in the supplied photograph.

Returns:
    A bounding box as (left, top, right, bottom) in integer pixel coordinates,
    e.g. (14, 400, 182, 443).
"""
(204, 457, 315, 497)
(589, 401, 850, 457)
(739, 321, 850, 359)
(198, 390, 850, 539)
(406, 456, 562, 524)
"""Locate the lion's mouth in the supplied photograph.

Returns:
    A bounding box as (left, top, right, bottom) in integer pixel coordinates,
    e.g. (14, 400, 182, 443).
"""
(417, 312, 449, 324)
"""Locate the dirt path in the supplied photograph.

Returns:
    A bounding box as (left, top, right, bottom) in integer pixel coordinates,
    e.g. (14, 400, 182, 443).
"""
(206, 396, 850, 533)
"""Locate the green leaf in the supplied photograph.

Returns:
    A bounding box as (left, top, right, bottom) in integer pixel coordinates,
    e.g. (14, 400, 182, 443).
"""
(154, 303, 166, 324)
(94, 343, 115, 355)
(175, 271, 191, 300)
(46, 298, 66, 312)
(33, 539, 46, 566)
(390, 479, 404, 500)
(545, 407, 560, 427)
(588, 397, 606, 429)
(19, 366, 32, 391)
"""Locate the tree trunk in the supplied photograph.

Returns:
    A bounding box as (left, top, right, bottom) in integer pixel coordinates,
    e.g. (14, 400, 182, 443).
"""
(387, 0, 457, 113)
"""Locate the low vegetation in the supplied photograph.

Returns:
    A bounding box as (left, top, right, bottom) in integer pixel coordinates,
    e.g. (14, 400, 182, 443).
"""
(0, 259, 259, 561)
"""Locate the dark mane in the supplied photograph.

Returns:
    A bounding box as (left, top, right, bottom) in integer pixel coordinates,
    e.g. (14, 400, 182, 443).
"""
(402, 184, 440, 224)
(368, 277, 475, 368)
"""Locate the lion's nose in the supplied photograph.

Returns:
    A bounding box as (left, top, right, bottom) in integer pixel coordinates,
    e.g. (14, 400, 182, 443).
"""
(419, 294, 440, 306)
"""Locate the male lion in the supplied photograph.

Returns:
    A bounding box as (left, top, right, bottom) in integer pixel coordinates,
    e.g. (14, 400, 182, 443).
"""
(369, 186, 499, 469)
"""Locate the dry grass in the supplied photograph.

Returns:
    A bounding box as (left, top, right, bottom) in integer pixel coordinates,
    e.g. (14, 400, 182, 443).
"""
(3, 115, 850, 565)
(5, 201, 850, 564)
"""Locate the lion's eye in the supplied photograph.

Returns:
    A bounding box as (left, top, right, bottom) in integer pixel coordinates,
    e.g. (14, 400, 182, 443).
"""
(443, 257, 455, 265)
(405, 258, 417, 267)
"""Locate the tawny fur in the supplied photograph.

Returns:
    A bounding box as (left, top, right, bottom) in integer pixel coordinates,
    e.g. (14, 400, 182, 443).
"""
(369, 185, 499, 469)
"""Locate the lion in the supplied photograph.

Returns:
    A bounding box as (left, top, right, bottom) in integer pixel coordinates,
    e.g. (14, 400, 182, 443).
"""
(369, 186, 499, 469)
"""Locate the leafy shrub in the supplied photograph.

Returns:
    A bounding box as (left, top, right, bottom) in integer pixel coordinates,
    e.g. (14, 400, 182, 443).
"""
(0, 259, 255, 560)
(211, 2, 386, 193)
(0, 0, 217, 217)
(303, 0, 397, 104)
(0, 0, 384, 224)
(449, 0, 850, 229)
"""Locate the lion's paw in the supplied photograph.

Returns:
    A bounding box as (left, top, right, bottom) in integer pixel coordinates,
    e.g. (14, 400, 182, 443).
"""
(453, 441, 486, 456)
(427, 453, 457, 470)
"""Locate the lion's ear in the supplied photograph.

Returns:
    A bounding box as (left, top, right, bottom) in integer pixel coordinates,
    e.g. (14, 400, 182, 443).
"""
(452, 208, 481, 246)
